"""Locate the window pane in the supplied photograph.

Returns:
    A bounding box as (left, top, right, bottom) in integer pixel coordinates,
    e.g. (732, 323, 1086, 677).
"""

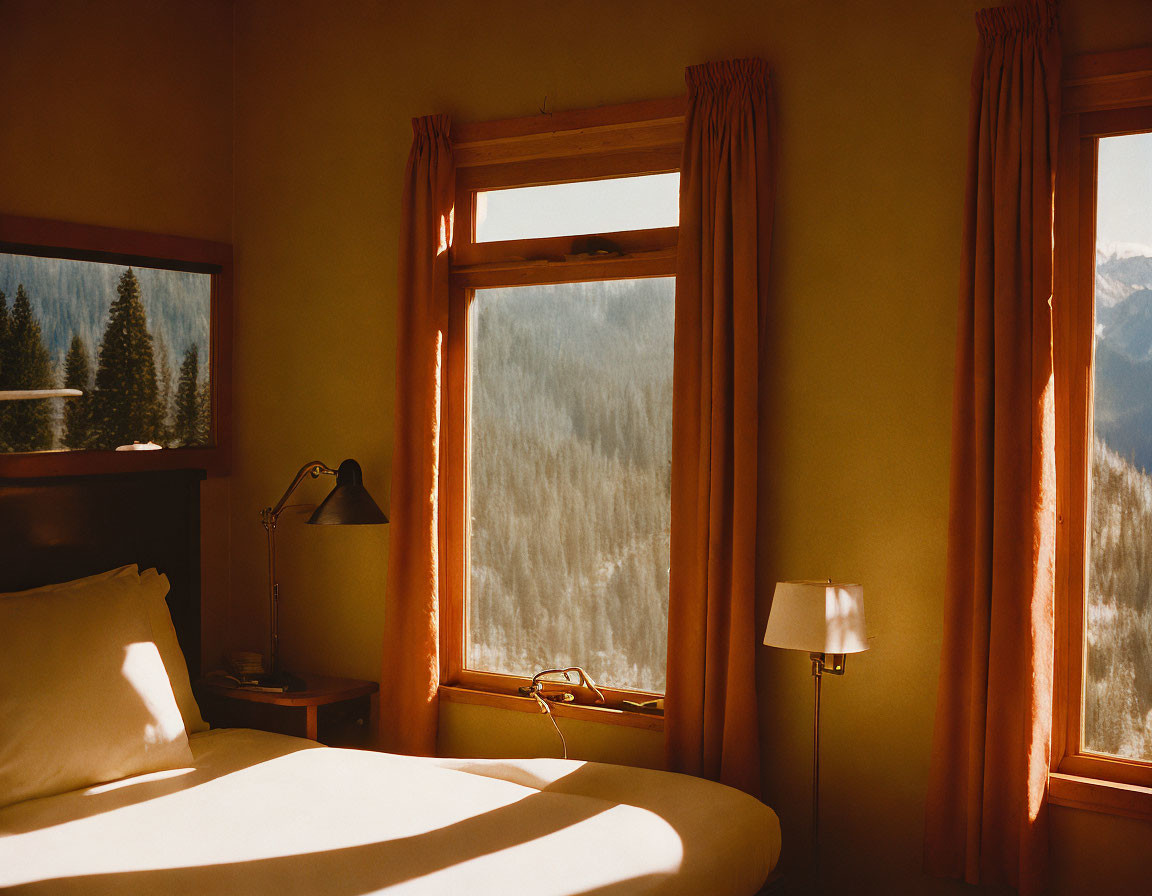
(475, 173, 679, 243)
(467, 278, 674, 693)
(1086, 130, 1152, 761)
(0, 253, 213, 453)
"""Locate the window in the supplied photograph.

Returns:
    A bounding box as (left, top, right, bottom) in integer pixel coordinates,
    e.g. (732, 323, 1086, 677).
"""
(0, 253, 212, 452)
(1083, 129, 1152, 763)
(442, 99, 684, 720)
(1053, 47, 1152, 813)
(0, 216, 232, 477)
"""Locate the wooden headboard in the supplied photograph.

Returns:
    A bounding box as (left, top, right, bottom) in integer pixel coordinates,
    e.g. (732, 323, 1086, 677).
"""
(0, 469, 205, 678)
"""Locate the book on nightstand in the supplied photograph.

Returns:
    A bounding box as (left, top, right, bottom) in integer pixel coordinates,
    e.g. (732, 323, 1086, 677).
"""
(202, 671, 288, 693)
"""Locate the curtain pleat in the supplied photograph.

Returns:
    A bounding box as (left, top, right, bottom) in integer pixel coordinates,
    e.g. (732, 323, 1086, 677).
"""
(665, 58, 773, 797)
(378, 114, 454, 757)
(924, 3, 1060, 892)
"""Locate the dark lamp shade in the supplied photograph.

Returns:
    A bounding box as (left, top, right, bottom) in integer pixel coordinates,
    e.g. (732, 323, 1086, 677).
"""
(306, 459, 388, 525)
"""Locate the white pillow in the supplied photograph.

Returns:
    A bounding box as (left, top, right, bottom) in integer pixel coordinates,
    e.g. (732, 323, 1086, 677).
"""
(2, 566, 209, 737)
(0, 576, 193, 808)
(138, 569, 209, 734)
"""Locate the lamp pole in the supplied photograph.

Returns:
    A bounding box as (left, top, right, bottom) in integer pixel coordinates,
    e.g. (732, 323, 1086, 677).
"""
(808, 650, 846, 878)
(812, 654, 822, 871)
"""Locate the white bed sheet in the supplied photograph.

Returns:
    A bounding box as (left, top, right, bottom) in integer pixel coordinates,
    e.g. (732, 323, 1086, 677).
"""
(0, 728, 780, 895)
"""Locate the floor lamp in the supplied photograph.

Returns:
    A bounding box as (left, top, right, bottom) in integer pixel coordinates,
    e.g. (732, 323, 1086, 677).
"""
(763, 580, 869, 875)
(260, 458, 388, 690)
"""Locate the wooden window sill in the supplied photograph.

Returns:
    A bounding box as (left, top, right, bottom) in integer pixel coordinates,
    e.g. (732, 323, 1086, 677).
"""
(439, 685, 664, 733)
(1049, 771, 1152, 821)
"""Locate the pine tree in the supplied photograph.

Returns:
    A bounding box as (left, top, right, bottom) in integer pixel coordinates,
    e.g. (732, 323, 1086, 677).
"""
(1, 285, 55, 451)
(0, 290, 10, 451)
(62, 334, 95, 449)
(196, 377, 211, 445)
(0, 290, 7, 380)
(173, 342, 200, 446)
(154, 334, 175, 446)
(93, 268, 160, 448)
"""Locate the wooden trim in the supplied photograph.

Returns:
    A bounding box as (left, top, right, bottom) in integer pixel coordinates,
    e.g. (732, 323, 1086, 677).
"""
(455, 226, 678, 267)
(439, 684, 665, 733)
(441, 281, 470, 688)
(1052, 114, 1079, 768)
(0, 446, 225, 478)
(452, 96, 685, 168)
(1078, 105, 1152, 139)
(453, 96, 686, 144)
(1055, 132, 1098, 769)
(0, 214, 231, 269)
(0, 215, 233, 478)
(1059, 754, 1152, 790)
(453, 251, 677, 290)
(457, 148, 682, 194)
(454, 669, 663, 707)
(1049, 772, 1152, 822)
(454, 176, 476, 270)
(1063, 46, 1152, 113)
(455, 119, 683, 169)
(209, 246, 234, 474)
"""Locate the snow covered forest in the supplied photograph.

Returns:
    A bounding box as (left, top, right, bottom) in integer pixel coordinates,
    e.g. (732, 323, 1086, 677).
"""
(466, 278, 674, 693)
(1086, 437, 1152, 759)
(1085, 248, 1152, 760)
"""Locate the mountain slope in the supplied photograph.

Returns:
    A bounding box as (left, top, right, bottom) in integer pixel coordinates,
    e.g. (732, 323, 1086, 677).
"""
(0, 253, 209, 369)
(1093, 254, 1152, 471)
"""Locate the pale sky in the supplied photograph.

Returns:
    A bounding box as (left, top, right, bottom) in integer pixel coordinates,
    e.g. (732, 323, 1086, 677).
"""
(475, 137, 1149, 254)
(1097, 130, 1152, 254)
(476, 173, 680, 243)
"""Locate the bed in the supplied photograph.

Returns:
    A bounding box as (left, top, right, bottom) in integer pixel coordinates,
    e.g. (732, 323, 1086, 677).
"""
(0, 471, 781, 895)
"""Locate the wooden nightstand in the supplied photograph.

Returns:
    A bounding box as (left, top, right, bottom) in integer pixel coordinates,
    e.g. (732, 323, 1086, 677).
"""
(196, 675, 379, 747)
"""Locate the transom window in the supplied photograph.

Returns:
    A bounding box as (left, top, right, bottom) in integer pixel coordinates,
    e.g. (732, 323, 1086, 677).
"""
(475, 173, 680, 242)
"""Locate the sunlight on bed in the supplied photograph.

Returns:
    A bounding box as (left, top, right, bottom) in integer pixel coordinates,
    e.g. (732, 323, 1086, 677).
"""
(2, 729, 774, 894)
(81, 767, 194, 797)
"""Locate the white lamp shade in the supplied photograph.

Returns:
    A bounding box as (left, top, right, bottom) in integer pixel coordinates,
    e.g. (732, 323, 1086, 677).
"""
(763, 581, 869, 654)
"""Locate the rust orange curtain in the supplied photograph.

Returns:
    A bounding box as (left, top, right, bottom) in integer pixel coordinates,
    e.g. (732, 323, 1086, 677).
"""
(378, 114, 454, 756)
(666, 59, 773, 797)
(924, 3, 1060, 893)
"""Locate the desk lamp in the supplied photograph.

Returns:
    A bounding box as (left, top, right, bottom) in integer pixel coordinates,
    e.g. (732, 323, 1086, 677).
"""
(260, 459, 387, 690)
(763, 580, 868, 870)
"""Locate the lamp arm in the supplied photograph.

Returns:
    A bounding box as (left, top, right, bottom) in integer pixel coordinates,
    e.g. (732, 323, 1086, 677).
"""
(262, 461, 337, 528)
(259, 460, 336, 679)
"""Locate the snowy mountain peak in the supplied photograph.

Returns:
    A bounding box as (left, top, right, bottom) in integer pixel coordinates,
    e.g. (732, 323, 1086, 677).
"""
(1097, 241, 1152, 263)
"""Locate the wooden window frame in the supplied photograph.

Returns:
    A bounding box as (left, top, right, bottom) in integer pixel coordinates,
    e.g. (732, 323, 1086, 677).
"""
(440, 97, 684, 723)
(0, 215, 232, 478)
(1052, 46, 1152, 819)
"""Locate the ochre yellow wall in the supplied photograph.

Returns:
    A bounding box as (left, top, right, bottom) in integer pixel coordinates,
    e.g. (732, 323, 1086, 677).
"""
(7, 0, 1152, 892)
(439, 703, 664, 769)
(0, 0, 232, 239)
(232, 2, 1152, 892)
(0, 0, 234, 672)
